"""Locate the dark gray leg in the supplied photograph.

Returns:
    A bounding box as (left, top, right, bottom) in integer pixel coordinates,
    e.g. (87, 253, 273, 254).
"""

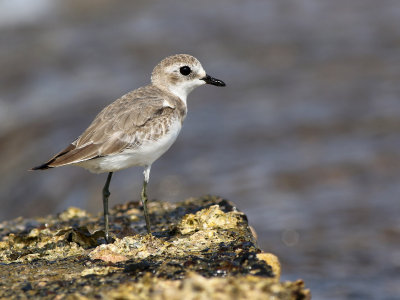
(102, 172, 113, 243)
(141, 166, 151, 234)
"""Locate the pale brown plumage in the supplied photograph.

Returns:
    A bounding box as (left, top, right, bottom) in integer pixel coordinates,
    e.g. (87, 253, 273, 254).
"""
(32, 85, 186, 170)
(31, 54, 225, 240)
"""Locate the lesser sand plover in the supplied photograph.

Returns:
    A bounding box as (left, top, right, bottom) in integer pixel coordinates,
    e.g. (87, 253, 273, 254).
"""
(32, 54, 225, 242)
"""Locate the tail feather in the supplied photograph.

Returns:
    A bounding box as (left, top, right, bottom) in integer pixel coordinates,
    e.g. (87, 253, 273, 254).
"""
(31, 162, 54, 170)
(49, 143, 99, 167)
(31, 144, 77, 171)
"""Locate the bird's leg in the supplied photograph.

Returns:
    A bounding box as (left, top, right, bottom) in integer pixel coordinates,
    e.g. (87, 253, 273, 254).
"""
(141, 166, 151, 234)
(102, 172, 113, 243)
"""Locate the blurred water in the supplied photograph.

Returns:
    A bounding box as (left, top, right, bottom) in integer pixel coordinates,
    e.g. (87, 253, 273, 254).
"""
(1, 1, 400, 298)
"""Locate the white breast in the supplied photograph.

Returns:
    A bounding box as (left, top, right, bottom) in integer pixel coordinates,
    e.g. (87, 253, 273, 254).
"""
(76, 118, 182, 174)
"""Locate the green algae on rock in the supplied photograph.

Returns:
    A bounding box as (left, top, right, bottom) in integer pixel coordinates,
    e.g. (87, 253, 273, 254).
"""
(0, 196, 310, 299)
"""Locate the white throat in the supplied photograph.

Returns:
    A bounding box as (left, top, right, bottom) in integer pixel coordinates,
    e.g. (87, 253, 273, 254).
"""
(167, 79, 205, 106)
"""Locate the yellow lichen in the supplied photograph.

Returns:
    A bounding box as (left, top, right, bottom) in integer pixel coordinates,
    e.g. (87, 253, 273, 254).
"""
(58, 207, 88, 221)
(81, 266, 120, 276)
(256, 253, 281, 280)
(105, 272, 311, 300)
(178, 205, 243, 234)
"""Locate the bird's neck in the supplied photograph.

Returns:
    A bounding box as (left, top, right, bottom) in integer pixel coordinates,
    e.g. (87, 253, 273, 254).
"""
(155, 84, 190, 108)
(165, 84, 193, 106)
(152, 84, 188, 115)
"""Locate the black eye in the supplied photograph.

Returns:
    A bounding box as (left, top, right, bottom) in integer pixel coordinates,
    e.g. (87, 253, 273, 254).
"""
(180, 66, 191, 76)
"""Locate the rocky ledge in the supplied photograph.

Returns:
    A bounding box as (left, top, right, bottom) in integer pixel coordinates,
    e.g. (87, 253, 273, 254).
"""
(0, 195, 310, 299)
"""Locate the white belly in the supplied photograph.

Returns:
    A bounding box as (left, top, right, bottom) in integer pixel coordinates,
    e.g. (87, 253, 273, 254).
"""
(75, 119, 182, 174)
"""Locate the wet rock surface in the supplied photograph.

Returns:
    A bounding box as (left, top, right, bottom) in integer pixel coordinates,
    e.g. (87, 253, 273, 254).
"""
(0, 196, 309, 299)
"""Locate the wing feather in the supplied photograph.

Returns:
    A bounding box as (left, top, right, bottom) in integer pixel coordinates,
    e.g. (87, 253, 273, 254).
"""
(32, 85, 182, 170)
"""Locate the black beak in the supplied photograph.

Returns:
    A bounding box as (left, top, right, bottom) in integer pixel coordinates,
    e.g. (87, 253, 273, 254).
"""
(201, 74, 226, 87)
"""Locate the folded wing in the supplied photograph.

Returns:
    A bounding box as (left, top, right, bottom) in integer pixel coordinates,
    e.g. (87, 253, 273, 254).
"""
(32, 86, 176, 170)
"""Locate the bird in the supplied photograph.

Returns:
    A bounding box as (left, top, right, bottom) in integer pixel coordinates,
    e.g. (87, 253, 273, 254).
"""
(32, 54, 226, 242)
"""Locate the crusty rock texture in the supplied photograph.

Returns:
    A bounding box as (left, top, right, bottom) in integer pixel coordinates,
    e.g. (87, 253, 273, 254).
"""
(0, 195, 310, 299)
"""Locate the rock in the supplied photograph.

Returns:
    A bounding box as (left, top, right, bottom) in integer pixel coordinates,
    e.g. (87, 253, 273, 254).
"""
(257, 252, 281, 280)
(0, 195, 310, 299)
